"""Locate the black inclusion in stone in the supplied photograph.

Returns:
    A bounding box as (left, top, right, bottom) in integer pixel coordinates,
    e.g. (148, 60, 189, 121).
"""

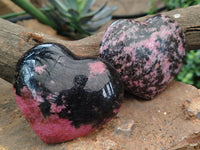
(39, 100, 51, 118)
(57, 74, 121, 128)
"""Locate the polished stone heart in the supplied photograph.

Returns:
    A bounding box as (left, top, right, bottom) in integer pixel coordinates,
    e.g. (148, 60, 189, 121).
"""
(14, 43, 123, 144)
(99, 14, 185, 99)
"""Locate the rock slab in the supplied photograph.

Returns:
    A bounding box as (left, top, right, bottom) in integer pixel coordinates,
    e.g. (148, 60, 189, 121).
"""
(1, 78, 200, 150)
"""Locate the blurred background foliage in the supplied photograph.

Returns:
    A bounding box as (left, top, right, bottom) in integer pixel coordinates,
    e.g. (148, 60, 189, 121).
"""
(149, 0, 200, 88)
(164, 0, 200, 9)
(176, 50, 200, 88)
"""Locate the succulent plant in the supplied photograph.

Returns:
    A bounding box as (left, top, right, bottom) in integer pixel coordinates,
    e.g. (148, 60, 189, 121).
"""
(43, 0, 117, 39)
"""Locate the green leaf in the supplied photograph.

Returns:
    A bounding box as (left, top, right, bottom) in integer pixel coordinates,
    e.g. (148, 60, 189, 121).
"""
(49, 0, 68, 12)
(52, 8, 72, 20)
(81, 2, 107, 18)
(81, 0, 95, 15)
(79, 15, 94, 24)
(92, 6, 117, 21)
(76, 0, 88, 13)
(84, 15, 112, 31)
(70, 23, 91, 35)
(11, 0, 57, 29)
(62, 0, 77, 10)
(48, 0, 72, 18)
(68, 9, 79, 18)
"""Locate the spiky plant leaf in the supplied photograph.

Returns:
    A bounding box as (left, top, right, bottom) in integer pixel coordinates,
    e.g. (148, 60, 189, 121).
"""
(63, 0, 77, 10)
(84, 15, 112, 31)
(49, 0, 68, 12)
(76, 0, 89, 13)
(81, 0, 95, 14)
(68, 9, 79, 18)
(92, 6, 117, 21)
(81, 2, 107, 18)
(79, 2, 108, 24)
(48, 0, 72, 18)
(79, 15, 94, 24)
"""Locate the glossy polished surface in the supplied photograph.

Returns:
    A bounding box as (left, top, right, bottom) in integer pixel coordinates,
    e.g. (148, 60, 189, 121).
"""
(14, 43, 123, 143)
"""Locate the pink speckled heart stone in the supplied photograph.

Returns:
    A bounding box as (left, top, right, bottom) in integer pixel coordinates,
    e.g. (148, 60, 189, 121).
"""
(99, 14, 185, 99)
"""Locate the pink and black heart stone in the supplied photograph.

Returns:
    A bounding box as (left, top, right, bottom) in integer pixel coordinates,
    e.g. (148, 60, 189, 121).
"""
(99, 14, 185, 99)
(14, 43, 123, 144)
(13, 14, 185, 144)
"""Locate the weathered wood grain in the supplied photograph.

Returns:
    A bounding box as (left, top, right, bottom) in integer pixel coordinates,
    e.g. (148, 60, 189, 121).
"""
(0, 5, 200, 83)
